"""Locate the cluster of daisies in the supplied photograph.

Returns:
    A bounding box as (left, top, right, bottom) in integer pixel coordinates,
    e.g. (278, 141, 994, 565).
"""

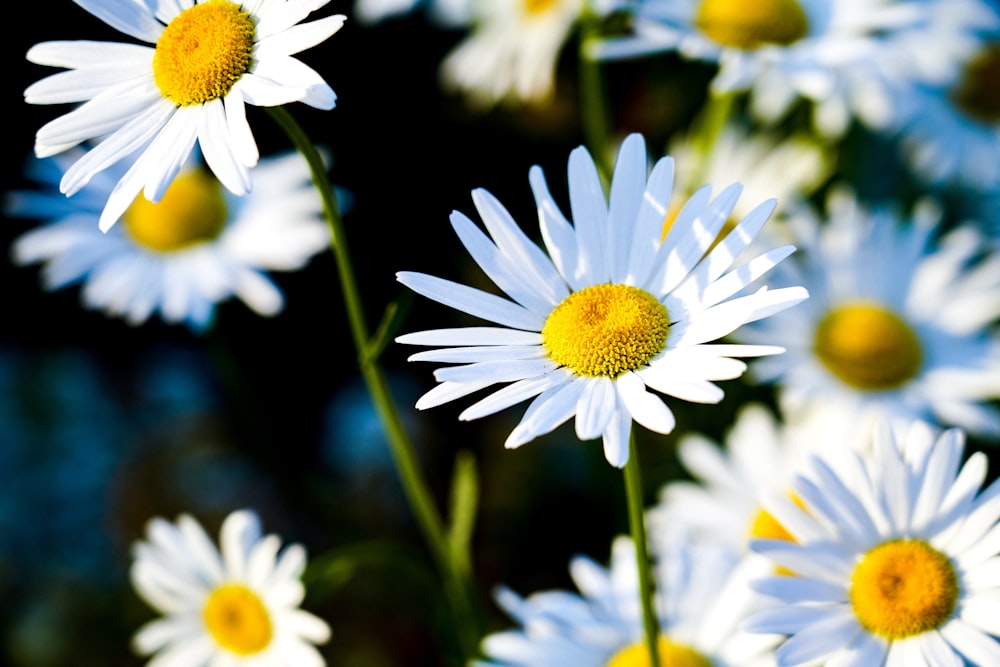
(9, 0, 345, 330)
(475, 418, 1000, 666)
(393, 129, 1000, 666)
(9, 0, 1000, 665)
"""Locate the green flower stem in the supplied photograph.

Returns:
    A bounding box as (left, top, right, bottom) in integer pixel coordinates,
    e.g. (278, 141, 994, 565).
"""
(688, 90, 737, 186)
(623, 434, 661, 667)
(266, 106, 480, 662)
(579, 4, 613, 180)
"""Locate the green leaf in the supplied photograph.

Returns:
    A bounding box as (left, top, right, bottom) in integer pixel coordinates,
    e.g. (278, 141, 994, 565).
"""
(363, 290, 414, 365)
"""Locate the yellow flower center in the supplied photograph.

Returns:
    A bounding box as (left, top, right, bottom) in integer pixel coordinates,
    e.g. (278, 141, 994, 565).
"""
(606, 637, 713, 667)
(203, 583, 273, 655)
(123, 169, 228, 252)
(542, 284, 670, 378)
(694, 0, 809, 50)
(523, 0, 558, 16)
(849, 539, 958, 640)
(813, 302, 922, 391)
(749, 507, 795, 542)
(952, 44, 1000, 123)
(749, 493, 805, 576)
(153, 0, 256, 106)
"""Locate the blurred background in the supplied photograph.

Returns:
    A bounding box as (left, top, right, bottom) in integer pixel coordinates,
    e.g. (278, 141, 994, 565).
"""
(2, 1, 998, 666)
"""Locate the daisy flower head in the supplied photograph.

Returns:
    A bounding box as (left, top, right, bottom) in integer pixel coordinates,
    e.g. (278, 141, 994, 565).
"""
(6, 149, 330, 331)
(396, 133, 808, 468)
(25, 0, 346, 231)
(477, 535, 776, 667)
(130, 509, 331, 666)
(438, 0, 586, 108)
(746, 422, 1000, 666)
(733, 186, 1000, 440)
(593, 0, 995, 136)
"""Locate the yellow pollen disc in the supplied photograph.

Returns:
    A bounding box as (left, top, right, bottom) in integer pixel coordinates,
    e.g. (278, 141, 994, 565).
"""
(813, 301, 922, 391)
(203, 583, 273, 655)
(749, 493, 806, 576)
(542, 283, 670, 378)
(123, 169, 228, 252)
(749, 507, 795, 543)
(694, 0, 809, 50)
(523, 0, 558, 16)
(850, 539, 958, 640)
(154, 0, 255, 106)
(606, 637, 713, 667)
(952, 44, 1000, 123)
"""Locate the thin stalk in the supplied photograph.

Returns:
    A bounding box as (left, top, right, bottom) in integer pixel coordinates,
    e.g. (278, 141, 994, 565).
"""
(623, 434, 661, 667)
(578, 3, 613, 180)
(266, 106, 480, 662)
(688, 90, 736, 187)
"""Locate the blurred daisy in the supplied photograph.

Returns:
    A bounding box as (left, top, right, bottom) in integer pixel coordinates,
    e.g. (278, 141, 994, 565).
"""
(354, 0, 469, 26)
(747, 423, 1000, 666)
(7, 149, 330, 331)
(593, 0, 994, 136)
(396, 133, 807, 467)
(25, 0, 345, 231)
(131, 509, 331, 666)
(647, 402, 823, 556)
(665, 120, 831, 242)
(735, 187, 1000, 440)
(477, 535, 776, 666)
(897, 37, 1000, 191)
(439, 0, 586, 108)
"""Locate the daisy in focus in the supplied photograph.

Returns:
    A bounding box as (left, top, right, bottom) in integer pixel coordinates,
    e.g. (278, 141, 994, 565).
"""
(476, 535, 776, 666)
(25, 0, 346, 231)
(130, 509, 331, 666)
(733, 187, 1000, 440)
(6, 150, 330, 331)
(439, 0, 586, 108)
(396, 133, 807, 467)
(747, 423, 1000, 666)
(592, 0, 994, 136)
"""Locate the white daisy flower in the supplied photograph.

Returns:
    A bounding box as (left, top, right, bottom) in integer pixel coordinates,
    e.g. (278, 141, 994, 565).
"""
(896, 35, 1000, 191)
(130, 509, 331, 666)
(477, 535, 776, 666)
(733, 186, 1000, 440)
(593, 0, 994, 136)
(747, 423, 1000, 666)
(648, 402, 825, 556)
(25, 0, 346, 231)
(6, 149, 330, 331)
(396, 133, 807, 467)
(439, 0, 586, 108)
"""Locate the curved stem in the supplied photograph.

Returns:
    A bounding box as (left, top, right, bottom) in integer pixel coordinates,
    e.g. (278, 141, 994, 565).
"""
(623, 434, 661, 667)
(266, 106, 481, 662)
